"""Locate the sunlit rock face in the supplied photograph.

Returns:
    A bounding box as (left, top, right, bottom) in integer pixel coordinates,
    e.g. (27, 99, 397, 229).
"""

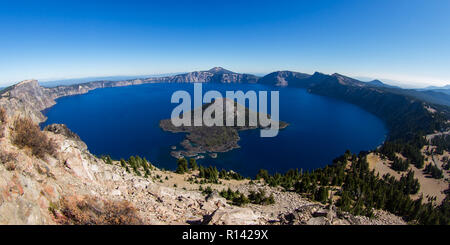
(0, 80, 56, 122)
(163, 67, 259, 84)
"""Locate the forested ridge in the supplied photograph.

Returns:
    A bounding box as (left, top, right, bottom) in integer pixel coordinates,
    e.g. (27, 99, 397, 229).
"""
(308, 76, 449, 142)
(254, 151, 450, 225)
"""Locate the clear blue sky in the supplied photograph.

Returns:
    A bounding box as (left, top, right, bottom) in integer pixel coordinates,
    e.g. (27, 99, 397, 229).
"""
(1, 0, 449, 87)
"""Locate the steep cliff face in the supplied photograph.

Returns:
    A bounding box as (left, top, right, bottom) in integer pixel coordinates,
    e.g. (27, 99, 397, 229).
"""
(257, 71, 365, 88)
(164, 67, 258, 83)
(0, 80, 56, 122)
(48, 79, 148, 99)
(0, 79, 153, 124)
(258, 71, 310, 87)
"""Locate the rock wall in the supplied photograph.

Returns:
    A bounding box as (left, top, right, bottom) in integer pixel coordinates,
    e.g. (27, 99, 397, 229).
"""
(0, 80, 56, 122)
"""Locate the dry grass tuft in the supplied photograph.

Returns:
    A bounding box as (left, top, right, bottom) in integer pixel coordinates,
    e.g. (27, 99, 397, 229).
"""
(53, 195, 143, 225)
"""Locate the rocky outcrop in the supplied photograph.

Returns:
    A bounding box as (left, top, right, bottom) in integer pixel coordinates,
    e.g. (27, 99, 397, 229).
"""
(44, 124, 82, 141)
(0, 78, 168, 124)
(0, 80, 56, 122)
(278, 204, 405, 225)
(205, 206, 262, 225)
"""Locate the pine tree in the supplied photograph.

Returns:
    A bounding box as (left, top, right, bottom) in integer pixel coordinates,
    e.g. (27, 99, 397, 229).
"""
(120, 159, 126, 168)
(176, 158, 188, 174)
(188, 158, 198, 170)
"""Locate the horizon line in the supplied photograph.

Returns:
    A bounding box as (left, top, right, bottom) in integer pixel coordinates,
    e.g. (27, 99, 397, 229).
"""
(1, 67, 448, 89)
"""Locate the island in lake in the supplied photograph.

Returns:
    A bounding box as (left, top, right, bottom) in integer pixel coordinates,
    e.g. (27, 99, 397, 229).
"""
(159, 98, 289, 159)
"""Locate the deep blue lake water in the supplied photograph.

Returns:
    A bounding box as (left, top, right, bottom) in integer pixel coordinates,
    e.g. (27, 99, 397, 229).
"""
(42, 83, 387, 177)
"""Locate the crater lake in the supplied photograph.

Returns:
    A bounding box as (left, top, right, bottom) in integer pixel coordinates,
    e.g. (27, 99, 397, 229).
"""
(42, 83, 387, 177)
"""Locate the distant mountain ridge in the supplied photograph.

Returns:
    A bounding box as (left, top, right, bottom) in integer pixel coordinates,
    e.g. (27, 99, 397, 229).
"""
(162, 67, 259, 83)
(37, 67, 257, 87)
(423, 84, 450, 90)
(366, 79, 400, 89)
(418, 84, 450, 96)
(255, 70, 450, 107)
(21, 67, 449, 108)
(2, 67, 449, 109)
(40, 74, 179, 87)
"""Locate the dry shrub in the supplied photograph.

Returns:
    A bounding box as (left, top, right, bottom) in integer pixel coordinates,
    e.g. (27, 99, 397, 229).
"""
(56, 195, 143, 225)
(0, 151, 17, 167)
(0, 107, 6, 138)
(0, 107, 6, 124)
(12, 117, 56, 159)
(0, 150, 17, 171)
(0, 151, 17, 164)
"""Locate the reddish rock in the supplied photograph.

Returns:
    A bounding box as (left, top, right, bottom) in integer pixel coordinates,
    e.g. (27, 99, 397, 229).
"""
(43, 184, 55, 198)
(9, 175, 24, 196)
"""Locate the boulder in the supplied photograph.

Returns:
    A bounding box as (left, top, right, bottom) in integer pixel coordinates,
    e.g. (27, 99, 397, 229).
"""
(205, 207, 261, 225)
(44, 124, 81, 141)
(306, 217, 328, 225)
